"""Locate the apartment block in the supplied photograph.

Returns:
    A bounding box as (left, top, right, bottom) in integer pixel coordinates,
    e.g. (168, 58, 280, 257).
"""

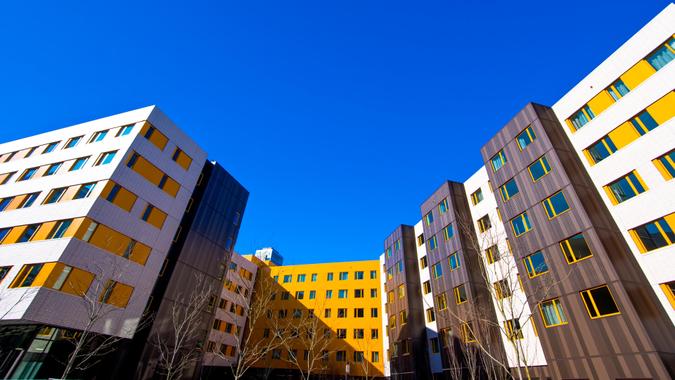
(0, 106, 249, 380)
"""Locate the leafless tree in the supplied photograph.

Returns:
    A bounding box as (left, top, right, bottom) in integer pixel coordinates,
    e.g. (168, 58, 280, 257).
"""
(281, 301, 334, 380)
(155, 273, 215, 380)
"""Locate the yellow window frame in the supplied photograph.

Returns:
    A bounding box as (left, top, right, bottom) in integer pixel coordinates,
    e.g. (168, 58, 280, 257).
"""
(559, 234, 593, 264)
(629, 215, 674, 253)
(511, 212, 531, 237)
(580, 285, 621, 319)
(539, 298, 568, 328)
(653, 150, 675, 180)
(528, 156, 551, 182)
(523, 251, 548, 278)
(454, 284, 467, 304)
(516, 126, 536, 151)
(603, 170, 648, 205)
(660, 282, 675, 310)
(542, 191, 570, 220)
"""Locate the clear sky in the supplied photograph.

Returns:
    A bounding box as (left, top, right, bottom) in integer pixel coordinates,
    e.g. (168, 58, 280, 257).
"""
(0, 1, 669, 264)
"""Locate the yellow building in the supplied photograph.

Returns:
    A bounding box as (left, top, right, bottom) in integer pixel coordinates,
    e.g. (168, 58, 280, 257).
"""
(249, 259, 385, 378)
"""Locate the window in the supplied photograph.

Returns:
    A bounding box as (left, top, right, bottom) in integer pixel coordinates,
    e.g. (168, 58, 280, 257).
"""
(370, 329, 379, 340)
(646, 36, 675, 70)
(528, 156, 551, 181)
(560, 233, 593, 263)
(43, 141, 59, 153)
(297, 274, 306, 282)
(325, 290, 332, 299)
(542, 191, 570, 219)
(448, 251, 460, 270)
(605, 78, 630, 101)
(580, 285, 621, 319)
(422, 280, 431, 294)
(499, 178, 519, 202)
(400, 310, 408, 324)
(70, 156, 89, 171)
(511, 212, 532, 237)
(436, 293, 448, 310)
(523, 251, 549, 278)
(417, 234, 424, 246)
(516, 126, 536, 150)
(394, 239, 401, 251)
(280, 291, 290, 300)
(45, 162, 62, 176)
(338, 289, 347, 298)
(0, 228, 10, 243)
(18, 224, 39, 243)
(569, 105, 595, 131)
(438, 198, 449, 214)
(426, 307, 435, 322)
(470, 188, 483, 205)
(355, 271, 364, 280)
(95, 151, 117, 166)
(283, 274, 292, 283)
(428, 235, 438, 250)
(504, 319, 524, 340)
(419, 256, 428, 269)
(539, 298, 568, 327)
(631, 111, 659, 136)
(385, 247, 392, 258)
(431, 263, 443, 279)
(490, 149, 507, 172)
(585, 136, 618, 164)
(327, 272, 333, 281)
(660, 282, 675, 310)
(18, 167, 38, 181)
(117, 124, 134, 136)
(370, 270, 377, 279)
(324, 309, 331, 318)
(71, 182, 96, 200)
(604, 171, 648, 204)
(354, 309, 364, 318)
(654, 150, 675, 180)
(336, 349, 346, 360)
(425, 211, 434, 226)
(47, 220, 72, 239)
(336, 329, 347, 339)
(19, 192, 40, 208)
(461, 322, 476, 343)
(0, 266, 11, 283)
(443, 224, 454, 240)
(310, 273, 317, 282)
(0, 197, 12, 211)
(10, 263, 44, 287)
(339, 271, 348, 280)
(454, 284, 467, 304)
(482, 245, 497, 264)
(629, 214, 674, 253)
(64, 136, 82, 149)
(89, 130, 108, 143)
(494, 279, 511, 299)
(355, 289, 364, 298)
(477, 215, 491, 233)
(398, 284, 405, 299)
(370, 288, 377, 298)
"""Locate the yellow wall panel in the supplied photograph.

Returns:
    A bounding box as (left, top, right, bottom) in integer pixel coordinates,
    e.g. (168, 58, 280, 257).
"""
(109, 282, 134, 308)
(66, 218, 87, 239)
(61, 185, 81, 202)
(176, 151, 192, 170)
(43, 262, 65, 288)
(163, 177, 180, 197)
(646, 91, 675, 125)
(4, 226, 27, 244)
(115, 187, 138, 212)
(608, 122, 640, 149)
(587, 91, 615, 116)
(33, 221, 57, 241)
(664, 212, 675, 229)
(89, 224, 131, 256)
(99, 181, 115, 199)
(620, 60, 656, 89)
(32, 262, 58, 287)
(147, 208, 167, 229)
(133, 156, 164, 186)
(130, 244, 151, 265)
(6, 195, 26, 210)
(141, 122, 168, 151)
(63, 268, 94, 296)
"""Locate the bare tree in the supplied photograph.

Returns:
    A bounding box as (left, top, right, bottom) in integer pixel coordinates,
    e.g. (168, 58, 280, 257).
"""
(210, 269, 290, 380)
(282, 300, 333, 380)
(155, 274, 214, 380)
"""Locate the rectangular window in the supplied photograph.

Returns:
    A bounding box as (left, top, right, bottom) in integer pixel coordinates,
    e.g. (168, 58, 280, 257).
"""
(398, 284, 405, 299)
(311, 273, 317, 282)
(477, 215, 491, 233)
(499, 178, 519, 202)
(370, 288, 377, 298)
(327, 272, 333, 281)
(18, 224, 39, 243)
(370, 270, 377, 279)
(490, 149, 507, 172)
(606, 79, 630, 101)
(283, 274, 292, 283)
(485, 245, 498, 264)
(653, 150, 675, 180)
(454, 284, 467, 304)
(629, 213, 674, 253)
(18, 167, 38, 181)
(338, 289, 347, 298)
(660, 282, 675, 310)
(436, 293, 447, 310)
(585, 136, 618, 164)
(419, 256, 428, 269)
(0, 197, 12, 211)
(18, 192, 40, 208)
(470, 188, 483, 205)
(89, 130, 108, 143)
(428, 235, 438, 250)
(425, 211, 434, 226)
(354, 271, 364, 280)
(400, 310, 407, 324)
(355, 289, 364, 298)
(511, 212, 532, 237)
(325, 290, 332, 299)
(45, 162, 62, 176)
(0, 228, 10, 243)
(295, 291, 304, 300)
(69, 156, 89, 171)
(504, 319, 524, 340)
(604, 171, 648, 204)
(646, 36, 675, 70)
(580, 285, 620, 319)
(494, 279, 511, 299)
(47, 220, 72, 239)
(528, 156, 551, 181)
(417, 234, 424, 246)
(560, 233, 593, 263)
(438, 198, 449, 214)
(422, 280, 432, 294)
(0, 266, 11, 283)
(431, 263, 443, 279)
(461, 322, 476, 343)
(516, 126, 536, 150)
(448, 251, 460, 270)
(630, 110, 659, 136)
(95, 151, 117, 166)
(10, 263, 44, 288)
(297, 274, 306, 282)
(426, 308, 435, 322)
(539, 298, 568, 327)
(569, 105, 595, 131)
(43, 142, 59, 154)
(116, 124, 134, 136)
(523, 251, 549, 278)
(354, 309, 364, 319)
(542, 191, 571, 219)
(0, 172, 16, 185)
(339, 271, 348, 280)
(64, 136, 82, 149)
(442, 224, 454, 241)
(73, 183, 96, 200)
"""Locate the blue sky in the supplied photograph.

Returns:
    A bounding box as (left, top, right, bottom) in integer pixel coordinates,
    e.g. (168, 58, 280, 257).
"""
(0, 1, 669, 264)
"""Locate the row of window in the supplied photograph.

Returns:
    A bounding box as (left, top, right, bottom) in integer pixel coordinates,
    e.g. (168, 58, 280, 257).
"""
(139, 122, 194, 171)
(0, 217, 152, 265)
(265, 348, 379, 363)
(126, 151, 181, 198)
(217, 298, 245, 316)
(583, 91, 674, 166)
(508, 190, 571, 238)
(0, 262, 133, 308)
(212, 319, 241, 335)
(272, 287, 379, 301)
(275, 270, 377, 283)
(385, 239, 402, 258)
(629, 212, 675, 254)
(0, 124, 134, 166)
(423, 198, 450, 228)
(429, 251, 461, 280)
(566, 36, 674, 132)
